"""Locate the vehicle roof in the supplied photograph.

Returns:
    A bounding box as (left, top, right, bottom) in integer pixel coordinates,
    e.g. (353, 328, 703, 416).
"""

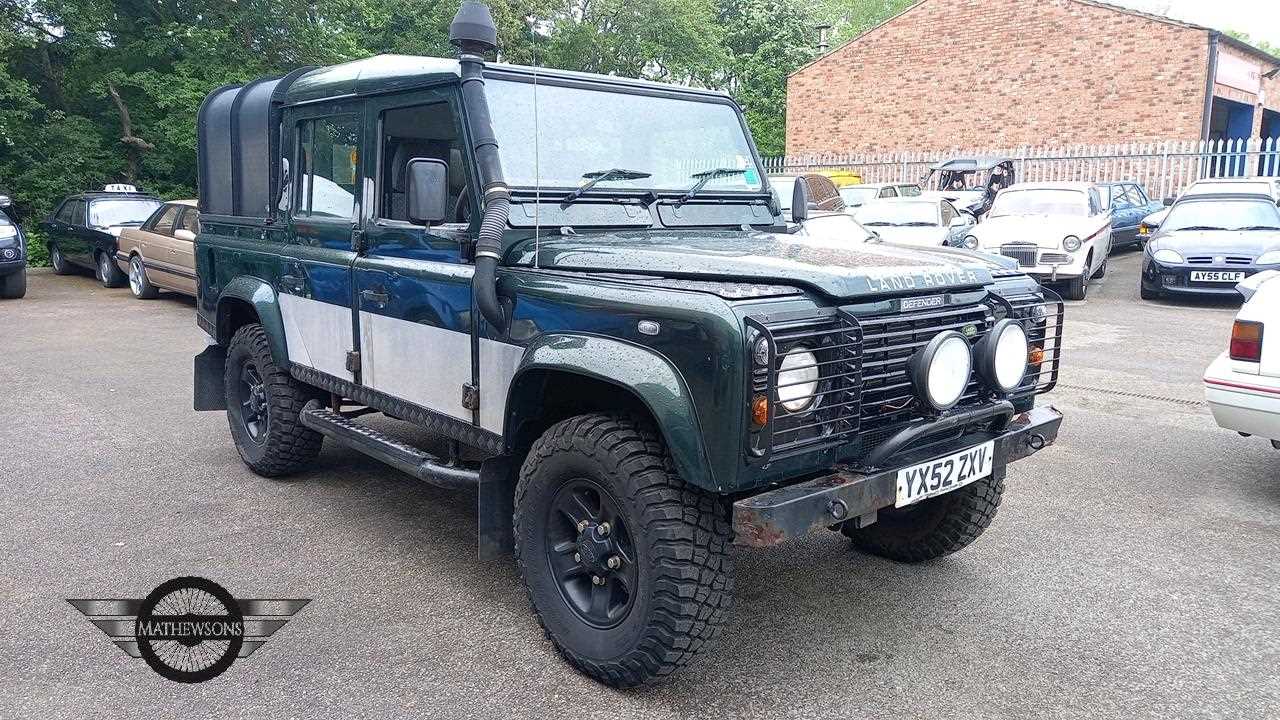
(284, 54, 734, 106)
(929, 157, 1011, 171)
(1001, 181, 1095, 192)
(166, 199, 198, 207)
(1174, 192, 1277, 203)
(65, 192, 162, 202)
(860, 196, 937, 204)
(1096, 180, 1145, 187)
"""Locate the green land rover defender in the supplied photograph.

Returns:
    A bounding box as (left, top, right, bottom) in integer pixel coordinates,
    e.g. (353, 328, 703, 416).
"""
(192, 1, 1064, 687)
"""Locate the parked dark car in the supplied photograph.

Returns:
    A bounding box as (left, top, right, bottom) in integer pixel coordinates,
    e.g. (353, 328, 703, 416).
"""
(0, 195, 26, 299)
(1140, 193, 1280, 300)
(41, 186, 163, 287)
(1099, 182, 1163, 248)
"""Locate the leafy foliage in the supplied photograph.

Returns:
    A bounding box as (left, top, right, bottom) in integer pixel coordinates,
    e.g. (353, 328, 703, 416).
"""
(0, 0, 909, 261)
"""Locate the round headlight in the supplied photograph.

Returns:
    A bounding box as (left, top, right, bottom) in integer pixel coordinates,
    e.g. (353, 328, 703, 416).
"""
(777, 347, 819, 413)
(753, 336, 770, 367)
(911, 332, 972, 411)
(1256, 250, 1280, 265)
(978, 319, 1029, 392)
(1153, 248, 1183, 264)
(1063, 235, 1081, 252)
(962, 235, 979, 250)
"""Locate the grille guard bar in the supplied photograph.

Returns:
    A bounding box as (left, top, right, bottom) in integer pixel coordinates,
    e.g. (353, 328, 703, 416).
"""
(732, 405, 1063, 548)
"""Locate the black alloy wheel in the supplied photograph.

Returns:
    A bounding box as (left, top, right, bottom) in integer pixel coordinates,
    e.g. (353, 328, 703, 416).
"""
(545, 478, 638, 628)
(235, 362, 269, 444)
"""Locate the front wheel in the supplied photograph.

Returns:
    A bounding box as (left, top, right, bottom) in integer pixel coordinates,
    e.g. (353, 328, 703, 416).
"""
(224, 323, 323, 477)
(514, 414, 734, 688)
(0, 270, 26, 299)
(128, 256, 159, 299)
(96, 251, 126, 288)
(842, 473, 1005, 563)
(1062, 272, 1088, 301)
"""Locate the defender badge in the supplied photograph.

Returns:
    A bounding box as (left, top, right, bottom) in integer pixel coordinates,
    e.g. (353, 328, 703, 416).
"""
(900, 295, 946, 312)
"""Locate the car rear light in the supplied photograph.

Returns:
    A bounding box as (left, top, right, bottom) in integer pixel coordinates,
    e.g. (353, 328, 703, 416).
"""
(1229, 321, 1264, 362)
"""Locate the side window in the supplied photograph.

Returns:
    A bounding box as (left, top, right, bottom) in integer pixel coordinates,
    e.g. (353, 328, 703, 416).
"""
(295, 115, 360, 219)
(899, 185, 922, 197)
(70, 200, 87, 226)
(1130, 184, 1149, 205)
(879, 187, 896, 198)
(178, 208, 200, 235)
(378, 100, 471, 224)
(55, 202, 74, 223)
(151, 205, 181, 235)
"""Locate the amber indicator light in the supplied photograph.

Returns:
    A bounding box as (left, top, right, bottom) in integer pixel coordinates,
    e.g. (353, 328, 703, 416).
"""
(751, 395, 769, 428)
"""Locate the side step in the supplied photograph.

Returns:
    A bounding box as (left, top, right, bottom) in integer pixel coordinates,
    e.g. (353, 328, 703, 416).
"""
(299, 400, 479, 490)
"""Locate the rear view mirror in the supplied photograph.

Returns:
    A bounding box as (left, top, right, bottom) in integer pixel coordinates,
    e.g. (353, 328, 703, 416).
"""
(406, 158, 449, 225)
(791, 180, 810, 223)
(174, 229, 196, 242)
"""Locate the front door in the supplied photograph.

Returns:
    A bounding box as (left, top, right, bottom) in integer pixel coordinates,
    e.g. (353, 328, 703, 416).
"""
(352, 89, 519, 434)
(278, 106, 362, 383)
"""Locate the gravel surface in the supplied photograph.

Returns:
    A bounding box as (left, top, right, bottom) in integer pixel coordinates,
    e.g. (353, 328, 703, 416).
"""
(1, 252, 1277, 719)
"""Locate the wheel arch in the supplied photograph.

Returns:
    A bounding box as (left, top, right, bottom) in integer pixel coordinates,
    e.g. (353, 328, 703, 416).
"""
(502, 334, 715, 492)
(216, 276, 289, 369)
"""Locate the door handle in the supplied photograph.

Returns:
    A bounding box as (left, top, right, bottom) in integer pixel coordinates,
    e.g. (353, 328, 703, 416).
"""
(279, 274, 305, 294)
(360, 289, 389, 306)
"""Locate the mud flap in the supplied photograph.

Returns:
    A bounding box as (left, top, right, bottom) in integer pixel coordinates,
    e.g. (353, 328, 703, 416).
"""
(477, 455, 517, 561)
(194, 344, 227, 411)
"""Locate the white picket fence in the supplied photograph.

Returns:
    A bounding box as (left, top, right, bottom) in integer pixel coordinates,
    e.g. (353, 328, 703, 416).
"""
(763, 138, 1280, 200)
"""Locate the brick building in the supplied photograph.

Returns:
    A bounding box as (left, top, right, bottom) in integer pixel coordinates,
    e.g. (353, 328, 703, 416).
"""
(786, 0, 1280, 156)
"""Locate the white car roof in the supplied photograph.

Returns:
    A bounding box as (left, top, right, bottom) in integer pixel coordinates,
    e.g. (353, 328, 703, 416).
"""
(1001, 182, 1095, 192)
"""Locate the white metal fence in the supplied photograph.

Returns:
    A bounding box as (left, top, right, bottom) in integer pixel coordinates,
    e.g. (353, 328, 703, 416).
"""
(763, 138, 1280, 199)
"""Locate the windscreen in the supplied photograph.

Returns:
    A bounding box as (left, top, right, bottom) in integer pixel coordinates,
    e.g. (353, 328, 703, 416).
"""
(90, 199, 162, 227)
(989, 189, 1088, 217)
(855, 201, 938, 226)
(1163, 200, 1280, 232)
(839, 187, 880, 206)
(486, 79, 764, 194)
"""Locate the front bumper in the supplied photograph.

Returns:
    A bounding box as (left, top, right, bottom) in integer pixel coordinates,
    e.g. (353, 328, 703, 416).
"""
(0, 256, 24, 275)
(1204, 354, 1280, 441)
(1141, 258, 1268, 296)
(988, 247, 1085, 281)
(733, 405, 1063, 547)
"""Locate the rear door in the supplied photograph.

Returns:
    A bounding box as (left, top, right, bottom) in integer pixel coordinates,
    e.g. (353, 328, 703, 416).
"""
(170, 207, 199, 295)
(138, 204, 181, 288)
(67, 200, 92, 265)
(278, 105, 363, 383)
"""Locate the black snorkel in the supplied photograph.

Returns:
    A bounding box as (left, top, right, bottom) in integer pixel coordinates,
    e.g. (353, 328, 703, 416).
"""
(451, 1, 510, 335)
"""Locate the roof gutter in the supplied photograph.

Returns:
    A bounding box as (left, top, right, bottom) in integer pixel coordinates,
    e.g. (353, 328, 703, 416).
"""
(1200, 31, 1220, 143)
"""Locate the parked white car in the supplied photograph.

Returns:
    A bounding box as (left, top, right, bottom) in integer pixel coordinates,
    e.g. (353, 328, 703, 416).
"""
(852, 197, 976, 247)
(1141, 177, 1280, 234)
(1204, 271, 1280, 450)
(960, 182, 1112, 300)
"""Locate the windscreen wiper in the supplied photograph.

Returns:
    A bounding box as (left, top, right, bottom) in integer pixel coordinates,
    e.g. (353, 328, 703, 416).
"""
(1175, 225, 1226, 231)
(675, 168, 747, 207)
(1238, 225, 1280, 231)
(560, 168, 651, 208)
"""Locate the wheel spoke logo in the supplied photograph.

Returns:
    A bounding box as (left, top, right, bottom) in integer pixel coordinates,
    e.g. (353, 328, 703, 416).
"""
(68, 577, 309, 683)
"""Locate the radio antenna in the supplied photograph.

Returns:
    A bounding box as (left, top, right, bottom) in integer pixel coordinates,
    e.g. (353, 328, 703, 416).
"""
(527, 15, 542, 269)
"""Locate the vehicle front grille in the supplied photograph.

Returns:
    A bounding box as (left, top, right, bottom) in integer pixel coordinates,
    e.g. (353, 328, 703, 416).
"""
(1188, 255, 1253, 266)
(1000, 244, 1038, 267)
(745, 292, 1065, 464)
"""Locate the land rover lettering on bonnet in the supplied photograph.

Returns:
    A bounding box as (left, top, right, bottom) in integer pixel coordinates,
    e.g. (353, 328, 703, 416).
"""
(190, 0, 1064, 688)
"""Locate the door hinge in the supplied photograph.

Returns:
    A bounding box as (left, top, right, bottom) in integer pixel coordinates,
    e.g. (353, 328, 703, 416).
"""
(345, 351, 361, 373)
(461, 382, 479, 411)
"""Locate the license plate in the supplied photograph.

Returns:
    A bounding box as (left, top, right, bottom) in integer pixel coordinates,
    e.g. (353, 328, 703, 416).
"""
(1190, 270, 1245, 283)
(895, 441, 995, 508)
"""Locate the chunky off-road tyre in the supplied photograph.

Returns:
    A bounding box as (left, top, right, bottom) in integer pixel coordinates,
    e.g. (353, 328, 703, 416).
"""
(514, 413, 734, 688)
(0, 270, 25, 299)
(842, 472, 1005, 563)
(1062, 272, 1087, 301)
(224, 323, 322, 477)
(96, 251, 126, 288)
(49, 245, 73, 275)
(128, 256, 158, 299)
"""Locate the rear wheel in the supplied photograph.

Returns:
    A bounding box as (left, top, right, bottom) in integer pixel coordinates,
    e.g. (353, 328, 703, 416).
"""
(96, 251, 125, 288)
(224, 323, 323, 477)
(50, 245, 73, 275)
(514, 413, 734, 687)
(128, 256, 159, 299)
(842, 473, 1005, 563)
(0, 270, 25, 299)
